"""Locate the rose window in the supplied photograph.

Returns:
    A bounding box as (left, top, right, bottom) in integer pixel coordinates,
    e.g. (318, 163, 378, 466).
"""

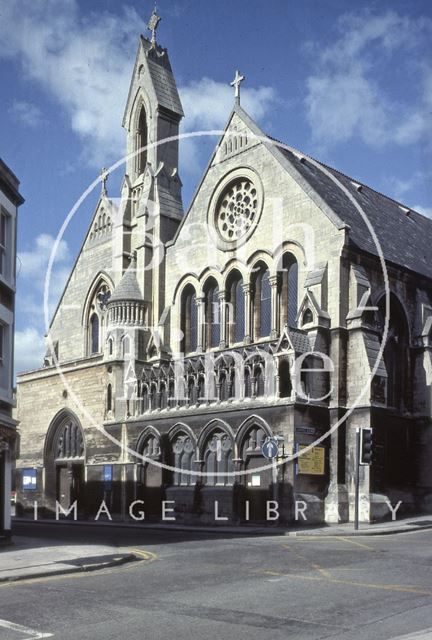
(216, 179, 259, 241)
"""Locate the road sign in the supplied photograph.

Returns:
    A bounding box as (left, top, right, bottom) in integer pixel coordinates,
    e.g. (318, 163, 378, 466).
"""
(261, 437, 279, 459)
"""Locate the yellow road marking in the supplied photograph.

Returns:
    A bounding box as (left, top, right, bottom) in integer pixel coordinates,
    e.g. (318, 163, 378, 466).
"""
(293, 535, 375, 550)
(311, 563, 332, 578)
(0, 548, 157, 589)
(261, 570, 432, 596)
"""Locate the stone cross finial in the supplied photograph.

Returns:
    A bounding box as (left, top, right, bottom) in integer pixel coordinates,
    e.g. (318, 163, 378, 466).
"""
(100, 167, 108, 195)
(231, 70, 245, 104)
(148, 8, 161, 47)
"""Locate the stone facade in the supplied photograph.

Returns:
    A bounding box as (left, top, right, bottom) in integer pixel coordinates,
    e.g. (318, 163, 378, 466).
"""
(0, 158, 22, 540)
(16, 29, 432, 526)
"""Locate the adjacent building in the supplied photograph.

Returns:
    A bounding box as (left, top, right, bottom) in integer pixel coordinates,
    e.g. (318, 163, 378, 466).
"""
(0, 159, 22, 540)
(15, 15, 432, 526)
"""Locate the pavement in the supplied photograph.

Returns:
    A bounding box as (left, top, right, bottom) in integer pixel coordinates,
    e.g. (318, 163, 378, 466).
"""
(0, 534, 137, 583)
(2, 513, 431, 584)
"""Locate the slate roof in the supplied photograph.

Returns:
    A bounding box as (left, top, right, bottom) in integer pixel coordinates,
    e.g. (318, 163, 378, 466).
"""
(288, 328, 311, 354)
(140, 37, 184, 116)
(278, 146, 432, 279)
(110, 260, 142, 302)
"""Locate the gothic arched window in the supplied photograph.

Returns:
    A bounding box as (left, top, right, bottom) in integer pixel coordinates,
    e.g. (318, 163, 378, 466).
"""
(203, 431, 234, 486)
(252, 263, 271, 340)
(244, 368, 252, 397)
(56, 417, 84, 459)
(90, 314, 99, 354)
(171, 433, 194, 486)
(160, 382, 167, 410)
(136, 105, 148, 175)
(377, 295, 410, 410)
(226, 270, 244, 344)
(86, 280, 111, 356)
(204, 278, 220, 349)
(107, 384, 112, 412)
(254, 366, 265, 397)
(279, 359, 292, 398)
(180, 284, 198, 354)
(279, 253, 298, 328)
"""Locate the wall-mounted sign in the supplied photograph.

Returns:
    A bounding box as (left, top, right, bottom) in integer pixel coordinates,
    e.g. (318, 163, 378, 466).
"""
(22, 468, 37, 490)
(295, 426, 316, 436)
(297, 445, 325, 475)
(103, 464, 112, 485)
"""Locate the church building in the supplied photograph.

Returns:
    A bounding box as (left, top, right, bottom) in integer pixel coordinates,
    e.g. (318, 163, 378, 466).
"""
(15, 13, 432, 525)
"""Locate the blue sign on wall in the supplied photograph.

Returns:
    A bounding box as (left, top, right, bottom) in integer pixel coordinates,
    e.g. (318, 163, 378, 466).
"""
(261, 437, 279, 460)
(22, 468, 37, 490)
(103, 465, 113, 486)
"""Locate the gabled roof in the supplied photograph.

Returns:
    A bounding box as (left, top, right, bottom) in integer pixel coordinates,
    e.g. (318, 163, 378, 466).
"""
(176, 102, 432, 279)
(277, 146, 432, 279)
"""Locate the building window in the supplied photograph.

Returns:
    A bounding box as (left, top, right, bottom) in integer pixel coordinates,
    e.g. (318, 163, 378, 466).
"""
(56, 418, 84, 459)
(244, 368, 252, 397)
(279, 253, 298, 328)
(160, 383, 167, 409)
(279, 359, 291, 398)
(90, 314, 99, 354)
(0, 210, 8, 277)
(377, 295, 410, 410)
(254, 367, 265, 397)
(226, 271, 244, 344)
(107, 384, 112, 412)
(204, 279, 220, 349)
(302, 308, 313, 326)
(136, 106, 148, 175)
(203, 431, 234, 486)
(252, 263, 271, 339)
(180, 285, 198, 354)
(172, 433, 194, 486)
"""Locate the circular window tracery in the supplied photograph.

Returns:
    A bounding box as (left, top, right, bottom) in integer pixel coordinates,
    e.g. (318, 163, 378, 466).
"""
(216, 179, 258, 242)
(208, 168, 263, 250)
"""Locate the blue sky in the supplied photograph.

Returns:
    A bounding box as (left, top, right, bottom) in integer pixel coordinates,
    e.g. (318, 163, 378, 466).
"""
(0, 0, 431, 373)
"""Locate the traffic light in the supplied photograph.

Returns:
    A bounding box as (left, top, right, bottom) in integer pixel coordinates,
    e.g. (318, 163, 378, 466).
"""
(360, 428, 373, 465)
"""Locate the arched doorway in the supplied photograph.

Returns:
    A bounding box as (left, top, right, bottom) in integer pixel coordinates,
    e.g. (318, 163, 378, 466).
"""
(45, 412, 85, 514)
(136, 430, 163, 520)
(239, 423, 273, 522)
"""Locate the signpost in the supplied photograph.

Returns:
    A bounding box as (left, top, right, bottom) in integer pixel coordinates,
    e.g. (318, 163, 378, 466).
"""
(261, 437, 279, 460)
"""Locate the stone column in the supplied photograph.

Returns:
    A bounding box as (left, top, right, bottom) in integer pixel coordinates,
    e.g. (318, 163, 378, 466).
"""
(242, 283, 252, 344)
(196, 295, 205, 352)
(269, 275, 279, 340)
(218, 291, 227, 349)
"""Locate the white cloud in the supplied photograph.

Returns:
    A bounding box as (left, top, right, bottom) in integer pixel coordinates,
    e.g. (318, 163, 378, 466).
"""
(305, 11, 432, 149)
(8, 100, 43, 127)
(0, 1, 146, 167)
(180, 78, 277, 131)
(179, 78, 278, 174)
(18, 233, 71, 311)
(18, 233, 70, 278)
(15, 327, 46, 374)
(0, 3, 279, 171)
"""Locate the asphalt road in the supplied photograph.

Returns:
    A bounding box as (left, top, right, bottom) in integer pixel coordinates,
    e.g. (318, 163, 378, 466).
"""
(1, 522, 431, 640)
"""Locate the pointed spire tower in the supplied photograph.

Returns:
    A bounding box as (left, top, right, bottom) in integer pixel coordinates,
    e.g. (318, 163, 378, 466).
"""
(116, 9, 184, 355)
